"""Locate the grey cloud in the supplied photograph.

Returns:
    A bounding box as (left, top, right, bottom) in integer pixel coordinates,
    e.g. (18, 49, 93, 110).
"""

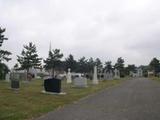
(1, 0, 160, 67)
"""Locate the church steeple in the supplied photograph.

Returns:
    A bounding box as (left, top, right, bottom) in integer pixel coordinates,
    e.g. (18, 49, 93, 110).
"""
(49, 41, 52, 52)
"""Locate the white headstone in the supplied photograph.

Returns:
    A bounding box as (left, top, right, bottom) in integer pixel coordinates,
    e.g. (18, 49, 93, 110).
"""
(5, 73, 10, 82)
(137, 68, 143, 77)
(109, 71, 114, 80)
(104, 70, 110, 80)
(93, 66, 98, 84)
(29, 67, 37, 78)
(67, 68, 72, 83)
(73, 77, 87, 87)
(114, 69, 120, 79)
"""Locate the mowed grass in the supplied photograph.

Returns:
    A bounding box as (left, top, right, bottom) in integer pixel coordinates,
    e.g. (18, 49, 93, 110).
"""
(151, 77, 160, 81)
(0, 78, 125, 120)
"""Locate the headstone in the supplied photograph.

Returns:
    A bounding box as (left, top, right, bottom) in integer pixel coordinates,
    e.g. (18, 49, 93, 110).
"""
(104, 70, 114, 80)
(73, 77, 87, 88)
(29, 67, 37, 78)
(5, 72, 10, 82)
(104, 72, 107, 80)
(108, 71, 114, 80)
(148, 71, 154, 77)
(130, 71, 136, 77)
(93, 66, 98, 84)
(100, 73, 104, 80)
(114, 69, 120, 79)
(42, 77, 66, 95)
(22, 71, 29, 83)
(137, 68, 143, 77)
(67, 68, 72, 83)
(104, 71, 109, 80)
(10, 72, 20, 90)
(44, 78, 61, 93)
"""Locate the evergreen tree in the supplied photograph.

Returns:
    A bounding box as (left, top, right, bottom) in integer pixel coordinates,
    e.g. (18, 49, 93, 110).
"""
(149, 57, 160, 76)
(17, 42, 42, 75)
(44, 49, 63, 77)
(0, 27, 8, 47)
(0, 27, 11, 62)
(140, 65, 149, 77)
(0, 50, 11, 62)
(86, 57, 95, 73)
(0, 27, 11, 80)
(76, 57, 88, 73)
(104, 61, 112, 72)
(0, 63, 9, 79)
(64, 54, 77, 72)
(115, 57, 125, 77)
(84, 57, 95, 79)
(13, 63, 19, 70)
(125, 64, 136, 76)
(95, 58, 103, 73)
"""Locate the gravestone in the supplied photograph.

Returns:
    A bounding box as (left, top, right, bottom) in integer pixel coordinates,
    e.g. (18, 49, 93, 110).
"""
(93, 66, 98, 84)
(10, 72, 20, 90)
(104, 70, 113, 80)
(21, 71, 29, 83)
(108, 71, 114, 80)
(67, 68, 72, 83)
(5, 72, 10, 82)
(100, 74, 104, 80)
(137, 68, 143, 77)
(73, 77, 87, 88)
(29, 67, 37, 78)
(104, 71, 109, 80)
(42, 77, 66, 95)
(104, 71, 108, 80)
(114, 69, 120, 79)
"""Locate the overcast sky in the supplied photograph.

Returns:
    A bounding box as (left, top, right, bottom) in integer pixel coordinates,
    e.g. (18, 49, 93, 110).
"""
(1, 0, 160, 68)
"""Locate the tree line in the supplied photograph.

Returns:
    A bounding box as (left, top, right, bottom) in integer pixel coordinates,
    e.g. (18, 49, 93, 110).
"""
(0, 27, 159, 79)
(15, 41, 127, 78)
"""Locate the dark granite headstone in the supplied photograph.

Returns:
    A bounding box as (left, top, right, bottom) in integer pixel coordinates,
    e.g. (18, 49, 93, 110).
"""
(11, 81, 19, 89)
(44, 78, 61, 93)
(10, 73, 20, 89)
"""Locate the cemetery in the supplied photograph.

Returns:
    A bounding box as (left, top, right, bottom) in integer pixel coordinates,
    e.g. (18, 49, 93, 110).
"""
(1, 25, 160, 120)
(0, 36, 159, 119)
(0, 29, 128, 119)
(1, 1, 160, 119)
(0, 76, 123, 120)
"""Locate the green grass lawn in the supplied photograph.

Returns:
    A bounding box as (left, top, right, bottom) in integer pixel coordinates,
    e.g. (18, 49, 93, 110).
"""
(150, 77, 160, 81)
(0, 78, 125, 120)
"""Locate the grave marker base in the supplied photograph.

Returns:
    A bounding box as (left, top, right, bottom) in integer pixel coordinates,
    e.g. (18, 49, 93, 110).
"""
(41, 90, 66, 95)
